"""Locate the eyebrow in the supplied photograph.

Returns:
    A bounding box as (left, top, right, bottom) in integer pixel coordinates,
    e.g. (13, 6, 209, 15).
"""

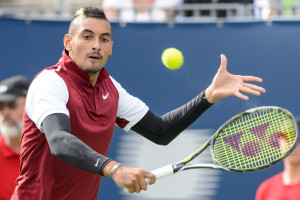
(82, 29, 94, 34)
(82, 29, 111, 37)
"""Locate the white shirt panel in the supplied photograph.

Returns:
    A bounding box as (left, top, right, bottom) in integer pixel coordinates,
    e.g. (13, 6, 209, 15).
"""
(26, 69, 69, 131)
(110, 76, 149, 131)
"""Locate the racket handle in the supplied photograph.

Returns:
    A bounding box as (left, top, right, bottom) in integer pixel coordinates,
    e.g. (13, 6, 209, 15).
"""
(150, 164, 174, 180)
(123, 164, 174, 193)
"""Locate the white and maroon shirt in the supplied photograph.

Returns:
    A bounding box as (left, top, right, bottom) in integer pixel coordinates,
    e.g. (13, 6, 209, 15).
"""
(12, 50, 148, 200)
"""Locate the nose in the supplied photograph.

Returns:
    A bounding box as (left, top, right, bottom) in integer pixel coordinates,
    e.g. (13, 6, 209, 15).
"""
(92, 38, 101, 51)
(0, 105, 13, 115)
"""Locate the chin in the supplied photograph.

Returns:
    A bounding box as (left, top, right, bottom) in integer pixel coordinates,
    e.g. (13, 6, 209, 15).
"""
(85, 65, 104, 74)
(0, 124, 22, 138)
(84, 68, 101, 74)
(0, 120, 23, 137)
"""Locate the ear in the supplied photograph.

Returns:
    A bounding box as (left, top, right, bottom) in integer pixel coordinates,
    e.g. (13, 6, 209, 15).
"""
(64, 34, 72, 51)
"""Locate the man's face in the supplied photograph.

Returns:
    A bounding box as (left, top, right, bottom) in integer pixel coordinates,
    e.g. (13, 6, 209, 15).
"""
(0, 96, 25, 138)
(285, 140, 300, 165)
(65, 17, 113, 74)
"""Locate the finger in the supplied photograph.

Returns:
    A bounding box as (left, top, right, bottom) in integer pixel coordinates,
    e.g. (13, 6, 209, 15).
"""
(133, 180, 141, 193)
(144, 172, 156, 185)
(219, 54, 227, 72)
(126, 185, 134, 193)
(242, 76, 263, 83)
(234, 91, 249, 100)
(139, 174, 148, 191)
(243, 83, 266, 93)
(240, 86, 262, 96)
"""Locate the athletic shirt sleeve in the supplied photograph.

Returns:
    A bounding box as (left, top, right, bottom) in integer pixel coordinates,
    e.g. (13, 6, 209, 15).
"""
(110, 76, 149, 132)
(26, 70, 69, 131)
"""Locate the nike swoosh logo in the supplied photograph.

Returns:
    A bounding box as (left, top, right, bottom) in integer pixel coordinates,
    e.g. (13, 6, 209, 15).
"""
(94, 158, 101, 167)
(102, 92, 109, 100)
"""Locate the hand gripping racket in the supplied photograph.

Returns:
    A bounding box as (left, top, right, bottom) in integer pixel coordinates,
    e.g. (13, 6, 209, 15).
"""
(125, 106, 299, 192)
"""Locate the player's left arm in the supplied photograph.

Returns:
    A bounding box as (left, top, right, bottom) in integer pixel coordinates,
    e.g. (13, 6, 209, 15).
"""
(132, 91, 212, 145)
(132, 54, 266, 145)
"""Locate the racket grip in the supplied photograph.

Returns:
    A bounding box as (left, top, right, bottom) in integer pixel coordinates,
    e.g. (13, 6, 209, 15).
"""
(150, 164, 174, 180)
(123, 164, 174, 193)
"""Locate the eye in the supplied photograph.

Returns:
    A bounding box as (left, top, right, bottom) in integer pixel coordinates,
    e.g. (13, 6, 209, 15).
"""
(83, 35, 92, 39)
(101, 38, 109, 42)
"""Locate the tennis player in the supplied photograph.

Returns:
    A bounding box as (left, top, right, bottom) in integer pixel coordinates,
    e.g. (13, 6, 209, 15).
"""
(11, 7, 265, 200)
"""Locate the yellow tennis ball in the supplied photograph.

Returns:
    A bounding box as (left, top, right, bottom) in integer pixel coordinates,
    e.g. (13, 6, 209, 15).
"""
(161, 48, 184, 70)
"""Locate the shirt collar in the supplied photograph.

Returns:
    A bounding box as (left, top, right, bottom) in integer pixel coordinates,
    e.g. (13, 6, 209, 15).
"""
(59, 49, 109, 86)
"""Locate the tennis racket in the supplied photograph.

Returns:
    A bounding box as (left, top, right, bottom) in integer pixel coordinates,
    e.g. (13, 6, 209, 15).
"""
(125, 106, 299, 192)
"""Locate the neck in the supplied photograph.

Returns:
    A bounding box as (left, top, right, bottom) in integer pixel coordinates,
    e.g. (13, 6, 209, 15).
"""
(88, 72, 99, 87)
(5, 137, 21, 154)
(283, 163, 300, 185)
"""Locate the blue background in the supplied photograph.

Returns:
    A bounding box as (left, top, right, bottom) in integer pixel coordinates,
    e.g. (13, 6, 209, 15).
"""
(1, 18, 299, 199)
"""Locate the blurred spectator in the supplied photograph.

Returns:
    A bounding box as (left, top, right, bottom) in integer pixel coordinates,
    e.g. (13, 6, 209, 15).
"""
(255, 117, 300, 200)
(254, 0, 283, 20)
(182, 0, 253, 18)
(102, 0, 180, 22)
(0, 75, 29, 200)
(254, 0, 271, 20)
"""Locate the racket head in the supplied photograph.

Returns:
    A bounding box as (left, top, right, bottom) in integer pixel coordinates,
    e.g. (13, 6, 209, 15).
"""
(211, 106, 299, 172)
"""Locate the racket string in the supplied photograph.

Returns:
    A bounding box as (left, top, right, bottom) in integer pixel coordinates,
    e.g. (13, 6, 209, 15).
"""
(213, 109, 297, 170)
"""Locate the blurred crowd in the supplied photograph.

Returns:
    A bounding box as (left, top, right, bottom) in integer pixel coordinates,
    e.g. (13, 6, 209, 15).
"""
(101, 0, 300, 22)
(1, 0, 300, 22)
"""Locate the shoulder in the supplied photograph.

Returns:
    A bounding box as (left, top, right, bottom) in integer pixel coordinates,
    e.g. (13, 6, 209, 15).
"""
(258, 172, 283, 190)
(0, 134, 4, 145)
(109, 76, 121, 87)
(31, 69, 67, 91)
(27, 69, 69, 108)
(34, 68, 64, 82)
(108, 76, 127, 94)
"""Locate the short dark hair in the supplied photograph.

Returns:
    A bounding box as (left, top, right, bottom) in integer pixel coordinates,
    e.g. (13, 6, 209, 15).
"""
(68, 7, 109, 35)
(72, 7, 108, 22)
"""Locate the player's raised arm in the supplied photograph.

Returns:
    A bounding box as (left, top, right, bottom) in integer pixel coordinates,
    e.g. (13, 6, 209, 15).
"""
(205, 54, 266, 103)
(131, 54, 266, 146)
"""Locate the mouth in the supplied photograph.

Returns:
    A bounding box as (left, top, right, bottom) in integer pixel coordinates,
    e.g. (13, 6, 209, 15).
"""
(89, 56, 100, 60)
(1, 119, 15, 126)
(87, 53, 102, 61)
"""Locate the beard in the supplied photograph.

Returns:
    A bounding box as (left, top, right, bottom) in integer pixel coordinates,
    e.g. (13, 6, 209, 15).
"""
(81, 51, 105, 74)
(0, 119, 23, 138)
(83, 68, 101, 74)
(77, 62, 103, 74)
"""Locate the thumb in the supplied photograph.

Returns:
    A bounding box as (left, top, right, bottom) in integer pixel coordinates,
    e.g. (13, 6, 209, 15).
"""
(219, 54, 227, 72)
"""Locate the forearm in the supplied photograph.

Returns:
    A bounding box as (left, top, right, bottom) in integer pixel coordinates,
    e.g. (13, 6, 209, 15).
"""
(42, 113, 112, 175)
(131, 91, 213, 145)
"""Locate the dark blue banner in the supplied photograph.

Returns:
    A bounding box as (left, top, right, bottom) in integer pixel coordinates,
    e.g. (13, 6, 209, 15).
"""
(1, 19, 299, 200)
